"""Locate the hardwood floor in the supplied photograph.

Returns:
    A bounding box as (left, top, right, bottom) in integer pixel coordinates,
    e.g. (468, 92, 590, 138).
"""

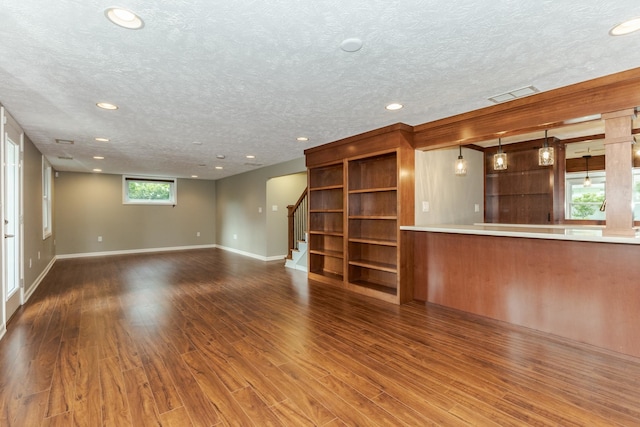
(1, 248, 639, 426)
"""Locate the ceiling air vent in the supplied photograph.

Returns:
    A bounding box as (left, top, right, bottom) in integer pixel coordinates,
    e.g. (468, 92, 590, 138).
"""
(58, 155, 74, 160)
(488, 86, 539, 104)
(55, 139, 74, 145)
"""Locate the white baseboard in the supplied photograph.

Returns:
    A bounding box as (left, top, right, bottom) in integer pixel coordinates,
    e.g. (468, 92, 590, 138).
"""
(23, 256, 57, 303)
(55, 244, 217, 260)
(216, 245, 286, 262)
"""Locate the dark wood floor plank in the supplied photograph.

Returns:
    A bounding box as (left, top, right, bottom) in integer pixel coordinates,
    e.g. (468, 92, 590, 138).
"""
(181, 350, 253, 427)
(269, 399, 317, 427)
(122, 366, 162, 427)
(314, 374, 405, 426)
(73, 345, 101, 427)
(158, 406, 194, 427)
(179, 322, 248, 394)
(0, 249, 638, 426)
(160, 346, 220, 427)
(8, 390, 48, 427)
(100, 356, 133, 427)
(41, 410, 73, 427)
(136, 332, 184, 415)
(231, 339, 336, 425)
(232, 386, 283, 427)
(45, 337, 78, 418)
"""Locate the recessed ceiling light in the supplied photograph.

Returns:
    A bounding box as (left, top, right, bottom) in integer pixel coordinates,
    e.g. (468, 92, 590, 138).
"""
(95, 137, 110, 142)
(216, 154, 226, 159)
(93, 156, 105, 160)
(105, 7, 145, 30)
(297, 136, 309, 142)
(93, 168, 102, 172)
(246, 155, 256, 159)
(609, 17, 640, 36)
(385, 103, 403, 111)
(340, 38, 363, 52)
(96, 102, 118, 110)
(192, 141, 203, 145)
(191, 175, 198, 178)
(215, 166, 223, 170)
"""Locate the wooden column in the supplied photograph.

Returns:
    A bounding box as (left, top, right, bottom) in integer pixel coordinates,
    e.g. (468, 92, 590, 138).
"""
(602, 109, 636, 237)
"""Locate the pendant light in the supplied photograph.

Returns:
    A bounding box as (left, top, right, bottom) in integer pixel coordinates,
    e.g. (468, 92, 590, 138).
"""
(583, 155, 592, 187)
(538, 130, 554, 166)
(493, 138, 507, 170)
(455, 145, 467, 176)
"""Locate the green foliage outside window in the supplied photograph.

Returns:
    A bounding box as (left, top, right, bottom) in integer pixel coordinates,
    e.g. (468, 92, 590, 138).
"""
(127, 181, 171, 201)
(571, 192, 605, 219)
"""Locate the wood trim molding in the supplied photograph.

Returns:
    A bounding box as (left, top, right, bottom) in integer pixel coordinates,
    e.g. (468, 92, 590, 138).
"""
(413, 67, 640, 150)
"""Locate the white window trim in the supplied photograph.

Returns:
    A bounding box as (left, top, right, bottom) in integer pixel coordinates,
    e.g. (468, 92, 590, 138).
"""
(42, 156, 53, 239)
(565, 171, 606, 220)
(122, 175, 177, 205)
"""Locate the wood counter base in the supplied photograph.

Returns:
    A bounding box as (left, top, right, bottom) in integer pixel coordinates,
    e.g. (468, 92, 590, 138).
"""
(404, 230, 640, 358)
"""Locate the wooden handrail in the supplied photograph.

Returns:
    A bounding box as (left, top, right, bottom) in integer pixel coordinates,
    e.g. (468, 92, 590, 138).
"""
(287, 187, 308, 260)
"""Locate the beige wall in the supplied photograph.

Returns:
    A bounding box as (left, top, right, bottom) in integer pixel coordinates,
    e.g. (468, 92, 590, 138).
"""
(23, 136, 56, 294)
(266, 172, 307, 257)
(54, 172, 216, 255)
(415, 147, 485, 225)
(216, 157, 306, 259)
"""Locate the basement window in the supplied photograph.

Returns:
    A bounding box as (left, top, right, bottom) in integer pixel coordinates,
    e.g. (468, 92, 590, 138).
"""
(123, 176, 177, 205)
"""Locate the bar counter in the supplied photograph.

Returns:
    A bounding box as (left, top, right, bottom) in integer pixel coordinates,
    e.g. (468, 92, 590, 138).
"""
(402, 223, 640, 244)
(401, 224, 640, 358)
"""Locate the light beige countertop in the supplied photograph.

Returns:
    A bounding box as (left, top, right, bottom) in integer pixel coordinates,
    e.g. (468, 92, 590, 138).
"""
(400, 223, 640, 245)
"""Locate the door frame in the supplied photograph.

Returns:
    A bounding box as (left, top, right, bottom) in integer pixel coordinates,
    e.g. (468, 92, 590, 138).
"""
(1, 107, 24, 333)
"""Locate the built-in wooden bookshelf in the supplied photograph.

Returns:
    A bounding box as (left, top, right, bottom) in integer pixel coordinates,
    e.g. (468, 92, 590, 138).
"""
(308, 163, 345, 282)
(347, 152, 399, 296)
(305, 124, 414, 304)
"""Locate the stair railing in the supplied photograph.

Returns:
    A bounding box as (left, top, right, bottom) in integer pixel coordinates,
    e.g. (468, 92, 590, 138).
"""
(287, 187, 308, 260)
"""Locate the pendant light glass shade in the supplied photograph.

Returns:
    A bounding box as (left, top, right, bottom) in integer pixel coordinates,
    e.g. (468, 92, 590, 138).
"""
(493, 138, 507, 170)
(455, 145, 467, 176)
(583, 155, 591, 187)
(538, 130, 554, 166)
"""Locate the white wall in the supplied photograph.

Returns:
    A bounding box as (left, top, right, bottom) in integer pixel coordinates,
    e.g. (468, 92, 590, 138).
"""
(415, 147, 484, 225)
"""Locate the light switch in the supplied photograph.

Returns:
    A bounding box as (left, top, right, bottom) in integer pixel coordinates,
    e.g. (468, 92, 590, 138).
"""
(474, 203, 480, 212)
(422, 201, 430, 212)
(272, 205, 278, 211)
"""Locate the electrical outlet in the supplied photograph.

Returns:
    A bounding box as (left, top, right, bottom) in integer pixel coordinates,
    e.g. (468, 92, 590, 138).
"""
(98, 236, 102, 242)
(474, 203, 480, 213)
(422, 201, 430, 212)
(233, 234, 238, 240)
(258, 207, 262, 213)
(272, 205, 278, 211)
(196, 231, 200, 237)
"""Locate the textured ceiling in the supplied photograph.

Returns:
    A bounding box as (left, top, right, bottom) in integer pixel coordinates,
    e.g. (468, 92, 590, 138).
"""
(1, 1, 640, 179)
